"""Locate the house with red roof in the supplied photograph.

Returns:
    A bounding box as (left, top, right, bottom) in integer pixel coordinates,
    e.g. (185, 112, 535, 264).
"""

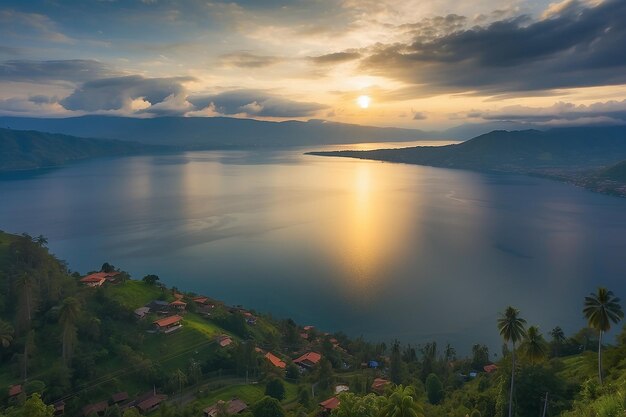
(204, 398, 248, 416)
(264, 352, 286, 369)
(153, 315, 183, 334)
(169, 300, 187, 311)
(136, 394, 167, 414)
(319, 397, 340, 415)
(217, 335, 233, 347)
(7, 384, 22, 398)
(371, 378, 390, 394)
(81, 401, 108, 416)
(293, 351, 321, 369)
(484, 364, 498, 373)
(79, 271, 119, 287)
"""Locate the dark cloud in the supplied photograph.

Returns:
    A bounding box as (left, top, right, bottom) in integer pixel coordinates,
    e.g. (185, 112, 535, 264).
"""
(218, 52, 282, 68)
(309, 52, 361, 65)
(412, 111, 427, 120)
(60, 75, 193, 112)
(360, 0, 626, 95)
(0, 59, 114, 83)
(0, 46, 21, 57)
(470, 100, 626, 124)
(188, 89, 328, 117)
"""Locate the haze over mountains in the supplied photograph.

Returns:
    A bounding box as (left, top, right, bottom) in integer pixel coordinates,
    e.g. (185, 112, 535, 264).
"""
(0, 116, 444, 149)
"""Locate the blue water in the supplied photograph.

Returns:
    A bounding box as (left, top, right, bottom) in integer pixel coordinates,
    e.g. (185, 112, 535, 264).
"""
(1, 141, 625, 353)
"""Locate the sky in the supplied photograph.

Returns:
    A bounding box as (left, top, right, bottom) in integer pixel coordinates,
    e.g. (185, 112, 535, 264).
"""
(1, 0, 626, 130)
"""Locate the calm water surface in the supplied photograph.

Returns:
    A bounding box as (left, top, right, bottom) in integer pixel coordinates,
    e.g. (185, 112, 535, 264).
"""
(1, 140, 626, 352)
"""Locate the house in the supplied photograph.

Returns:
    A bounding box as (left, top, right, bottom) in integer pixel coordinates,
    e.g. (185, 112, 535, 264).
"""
(368, 360, 380, 369)
(79, 271, 119, 287)
(371, 378, 390, 394)
(148, 300, 170, 314)
(81, 401, 108, 416)
(303, 325, 315, 331)
(173, 293, 184, 300)
(193, 296, 209, 305)
(293, 351, 321, 369)
(136, 394, 167, 414)
(319, 397, 340, 415)
(53, 401, 65, 416)
(153, 315, 183, 334)
(7, 384, 22, 398)
(169, 300, 187, 311)
(111, 392, 129, 404)
(265, 352, 286, 369)
(335, 384, 349, 394)
(216, 335, 233, 347)
(484, 364, 498, 374)
(204, 398, 248, 416)
(134, 307, 150, 319)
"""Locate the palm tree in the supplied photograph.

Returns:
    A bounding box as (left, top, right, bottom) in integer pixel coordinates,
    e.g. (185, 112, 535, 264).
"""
(497, 306, 526, 417)
(583, 287, 624, 384)
(59, 297, 81, 365)
(521, 326, 546, 364)
(172, 368, 187, 397)
(16, 273, 35, 332)
(0, 320, 14, 348)
(380, 385, 423, 417)
(549, 326, 566, 357)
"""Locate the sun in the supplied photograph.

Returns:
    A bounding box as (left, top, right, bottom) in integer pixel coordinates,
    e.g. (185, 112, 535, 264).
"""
(357, 95, 371, 109)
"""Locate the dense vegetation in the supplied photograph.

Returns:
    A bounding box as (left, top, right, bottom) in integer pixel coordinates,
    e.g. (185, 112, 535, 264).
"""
(1, 230, 626, 417)
(0, 128, 159, 172)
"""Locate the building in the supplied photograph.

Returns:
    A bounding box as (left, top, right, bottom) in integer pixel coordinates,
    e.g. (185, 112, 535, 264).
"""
(134, 307, 150, 319)
(265, 352, 286, 369)
(169, 300, 187, 311)
(293, 351, 321, 369)
(53, 401, 65, 416)
(153, 315, 183, 334)
(136, 394, 167, 414)
(7, 385, 22, 398)
(319, 397, 340, 415)
(111, 392, 129, 404)
(79, 271, 119, 287)
(203, 398, 248, 416)
(335, 384, 349, 394)
(148, 300, 170, 314)
(217, 335, 233, 347)
(371, 378, 390, 394)
(484, 364, 498, 373)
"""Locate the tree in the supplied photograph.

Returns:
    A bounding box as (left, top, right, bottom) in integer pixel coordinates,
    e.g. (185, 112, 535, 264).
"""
(172, 368, 188, 394)
(19, 393, 54, 417)
(35, 235, 48, 247)
(0, 320, 14, 348)
(265, 378, 285, 401)
(390, 340, 404, 384)
(317, 358, 334, 391)
(16, 273, 35, 333)
(59, 297, 81, 366)
(549, 327, 566, 357)
(521, 326, 546, 364)
(380, 385, 423, 417)
(583, 287, 624, 384)
(497, 306, 527, 417)
(122, 409, 141, 417)
(252, 396, 285, 417)
(332, 393, 382, 417)
(142, 274, 160, 286)
(101, 262, 115, 273)
(425, 373, 443, 405)
(471, 344, 490, 370)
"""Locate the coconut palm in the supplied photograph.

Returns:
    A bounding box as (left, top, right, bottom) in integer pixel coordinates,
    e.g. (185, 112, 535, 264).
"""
(0, 320, 14, 348)
(549, 326, 566, 357)
(380, 385, 423, 417)
(521, 326, 546, 364)
(16, 273, 35, 332)
(59, 297, 81, 365)
(497, 306, 527, 417)
(583, 287, 623, 384)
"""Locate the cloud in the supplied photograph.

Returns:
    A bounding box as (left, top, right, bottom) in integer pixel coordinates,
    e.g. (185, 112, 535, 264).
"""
(309, 52, 361, 65)
(188, 89, 328, 117)
(0, 9, 73, 43)
(359, 0, 626, 95)
(0, 60, 115, 83)
(218, 51, 282, 68)
(60, 75, 194, 112)
(412, 111, 427, 120)
(469, 99, 626, 125)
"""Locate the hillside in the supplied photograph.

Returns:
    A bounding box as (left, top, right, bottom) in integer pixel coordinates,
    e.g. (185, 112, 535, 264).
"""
(0, 128, 161, 172)
(0, 116, 442, 149)
(1, 231, 626, 417)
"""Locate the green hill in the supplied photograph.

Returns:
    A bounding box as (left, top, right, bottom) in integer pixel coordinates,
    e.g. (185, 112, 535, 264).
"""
(0, 128, 160, 172)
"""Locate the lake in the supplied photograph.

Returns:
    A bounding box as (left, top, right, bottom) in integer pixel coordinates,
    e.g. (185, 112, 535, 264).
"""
(1, 140, 626, 353)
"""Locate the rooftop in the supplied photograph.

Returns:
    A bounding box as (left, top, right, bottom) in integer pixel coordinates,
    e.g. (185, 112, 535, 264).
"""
(154, 315, 183, 328)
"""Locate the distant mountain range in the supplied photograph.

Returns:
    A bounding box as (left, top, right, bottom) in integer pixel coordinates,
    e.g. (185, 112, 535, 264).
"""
(309, 125, 626, 197)
(0, 115, 444, 148)
(0, 128, 159, 172)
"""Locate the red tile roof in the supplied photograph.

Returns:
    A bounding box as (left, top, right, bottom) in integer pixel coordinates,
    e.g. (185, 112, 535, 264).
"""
(371, 378, 390, 393)
(193, 297, 209, 304)
(169, 300, 187, 306)
(154, 315, 183, 328)
(217, 335, 233, 347)
(82, 401, 108, 416)
(293, 351, 321, 365)
(303, 325, 314, 331)
(265, 352, 286, 369)
(111, 392, 129, 403)
(319, 397, 340, 410)
(484, 364, 498, 373)
(80, 271, 118, 282)
(8, 385, 22, 397)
